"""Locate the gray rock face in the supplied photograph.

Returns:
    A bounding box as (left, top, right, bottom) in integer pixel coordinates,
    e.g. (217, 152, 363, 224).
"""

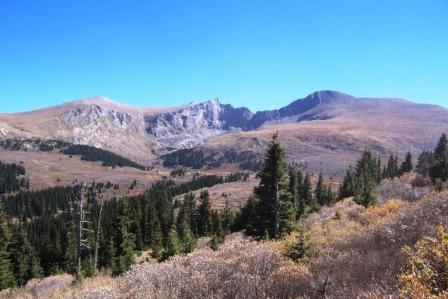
(59, 104, 144, 148)
(145, 99, 253, 149)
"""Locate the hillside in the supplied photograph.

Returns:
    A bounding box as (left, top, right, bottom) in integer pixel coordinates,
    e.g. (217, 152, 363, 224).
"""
(1, 91, 448, 177)
(4, 187, 447, 298)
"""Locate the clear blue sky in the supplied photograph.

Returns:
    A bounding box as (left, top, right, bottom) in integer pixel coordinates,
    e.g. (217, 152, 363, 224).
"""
(0, 0, 447, 112)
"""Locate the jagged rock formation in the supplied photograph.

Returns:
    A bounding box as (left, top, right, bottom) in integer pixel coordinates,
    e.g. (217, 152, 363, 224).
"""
(145, 99, 253, 149)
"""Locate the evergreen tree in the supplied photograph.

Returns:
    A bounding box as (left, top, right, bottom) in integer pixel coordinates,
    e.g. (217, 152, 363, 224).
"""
(339, 165, 355, 199)
(286, 229, 313, 262)
(221, 200, 234, 235)
(288, 166, 300, 215)
(353, 150, 379, 207)
(234, 134, 296, 239)
(315, 173, 327, 206)
(9, 225, 42, 286)
(196, 191, 212, 236)
(104, 238, 116, 274)
(384, 154, 400, 179)
(326, 184, 335, 204)
(147, 202, 163, 259)
(179, 217, 196, 254)
(416, 150, 435, 177)
(400, 151, 414, 174)
(430, 133, 448, 182)
(210, 234, 219, 251)
(0, 207, 15, 290)
(300, 173, 314, 208)
(211, 211, 223, 240)
(114, 205, 135, 276)
(164, 228, 181, 259)
(249, 132, 294, 239)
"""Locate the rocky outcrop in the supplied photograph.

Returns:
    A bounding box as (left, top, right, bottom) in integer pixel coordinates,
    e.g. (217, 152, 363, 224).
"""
(145, 99, 252, 149)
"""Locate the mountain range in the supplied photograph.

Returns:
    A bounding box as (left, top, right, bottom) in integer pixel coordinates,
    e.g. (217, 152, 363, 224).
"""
(1, 90, 448, 176)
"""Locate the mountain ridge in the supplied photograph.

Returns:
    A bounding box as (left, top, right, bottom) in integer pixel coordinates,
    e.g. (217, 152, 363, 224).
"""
(1, 90, 448, 174)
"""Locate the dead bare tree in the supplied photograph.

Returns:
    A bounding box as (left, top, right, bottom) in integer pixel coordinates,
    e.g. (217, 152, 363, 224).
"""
(93, 194, 104, 270)
(75, 183, 93, 277)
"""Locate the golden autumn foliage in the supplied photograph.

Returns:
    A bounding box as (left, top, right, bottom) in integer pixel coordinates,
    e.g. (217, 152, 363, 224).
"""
(399, 225, 448, 298)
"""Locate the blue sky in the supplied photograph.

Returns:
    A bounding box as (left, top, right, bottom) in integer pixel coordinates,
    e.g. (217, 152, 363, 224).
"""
(0, 0, 447, 112)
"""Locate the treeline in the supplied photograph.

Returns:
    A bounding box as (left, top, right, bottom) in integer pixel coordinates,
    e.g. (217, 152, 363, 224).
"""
(62, 144, 146, 170)
(0, 162, 28, 195)
(0, 138, 69, 152)
(162, 148, 263, 171)
(162, 172, 249, 197)
(0, 170, 248, 289)
(0, 138, 147, 171)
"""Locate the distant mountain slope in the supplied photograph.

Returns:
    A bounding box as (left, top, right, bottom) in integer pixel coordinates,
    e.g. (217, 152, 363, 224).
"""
(1, 91, 447, 174)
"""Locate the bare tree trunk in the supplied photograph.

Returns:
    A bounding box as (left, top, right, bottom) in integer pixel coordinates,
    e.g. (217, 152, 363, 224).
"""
(93, 197, 104, 270)
(76, 190, 83, 276)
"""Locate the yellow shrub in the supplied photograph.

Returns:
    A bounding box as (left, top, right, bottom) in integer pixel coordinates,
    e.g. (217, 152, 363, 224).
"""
(399, 225, 448, 298)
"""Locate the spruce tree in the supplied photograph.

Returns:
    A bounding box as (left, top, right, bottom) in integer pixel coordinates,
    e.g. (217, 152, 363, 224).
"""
(0, 207, 15, 290)
(104, 238, 116, 274)
(253, 132, 292, 239)
(211, 210, 223, 240)
(339, 165, 355, 199)
(164, 228, 181, 259)
(178, 217, 196, 254)
(114, 205, 135, 276)
(9, 225, 42, 286)
(430, 133, 448, 182)
(288, 166, 300, 215)
(353, 150, 379, 207)
(210, 234, 219, 251)
(416, 150, 434, 177)
(300, 173, 313, 208)
(400, 151, 414, 174)
(315, 173, 327, 206)
(196, 191, 212, 236)
(147, 202, 163, 259)
(221, 200, 234, 235)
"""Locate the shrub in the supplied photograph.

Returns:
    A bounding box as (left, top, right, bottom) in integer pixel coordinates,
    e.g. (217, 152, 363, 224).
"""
(399, 224, 448, 298)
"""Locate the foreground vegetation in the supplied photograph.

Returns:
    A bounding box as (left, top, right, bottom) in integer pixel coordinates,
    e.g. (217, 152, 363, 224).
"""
(1, 133, 448, 297)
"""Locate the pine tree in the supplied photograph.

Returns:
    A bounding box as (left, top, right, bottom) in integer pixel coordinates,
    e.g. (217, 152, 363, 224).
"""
(210, 234, 219, 251)
(114, 205, 135, 276)
(104, 237, 116, 274)
(179, 217, 196, 254)
(416, 150, 434, 177)
(9, 225, 42, 286)
(315, 173, 327, 206)
(0, 207, 15, 290)
(353, 150, 379, 207)
(400, 151, 414, 174)
(164, 228, 181, 259)
(286, 229, 313, 262)
(430, 133, 448, 182)
(385, 154, 400, 179)
(211, 210, 223, 240)
(196, 191, 212, 236)
(339, 165, 355, 199)
(221, 200, 234, 235)
(300, 173, 313, 208)
(288, 166, 300, 215)
(252, 132, 293, 239)
(147, 202, 163, 259)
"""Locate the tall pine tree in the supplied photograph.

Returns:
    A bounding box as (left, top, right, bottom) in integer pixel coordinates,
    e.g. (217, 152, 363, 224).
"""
(430, 133, 448, 182)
